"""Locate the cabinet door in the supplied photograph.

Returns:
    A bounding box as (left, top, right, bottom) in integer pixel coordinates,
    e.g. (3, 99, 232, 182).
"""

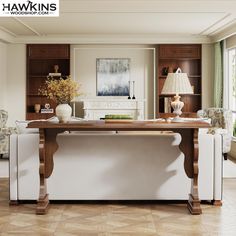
(28, 44, 70, 59)
(159, 45, 201, 59)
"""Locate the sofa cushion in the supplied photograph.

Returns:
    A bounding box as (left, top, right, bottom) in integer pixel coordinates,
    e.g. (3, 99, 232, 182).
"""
(15, 116, 84, 134)
(15, 120, 39, 134)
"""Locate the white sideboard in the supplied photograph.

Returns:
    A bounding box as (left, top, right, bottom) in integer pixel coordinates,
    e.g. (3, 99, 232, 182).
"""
(81, 99, 145, 120)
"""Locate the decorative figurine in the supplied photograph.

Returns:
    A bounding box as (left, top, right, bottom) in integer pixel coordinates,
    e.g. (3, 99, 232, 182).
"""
(34, 104, 41, 113)
(45, 103, 50, 109)
(132, 81, 136, 99)
(128, 81, 131, 99)
(54, 64, 59, 73)
(162, 67, 169, 76)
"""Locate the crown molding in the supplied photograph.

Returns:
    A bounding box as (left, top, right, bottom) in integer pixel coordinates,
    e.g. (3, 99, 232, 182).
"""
(199, 13, 232, 35)
(13, 18, 41, 36)
(12, 33, 211, 44)
(210, 21, 236, 42)
(0, 28, 15, 43)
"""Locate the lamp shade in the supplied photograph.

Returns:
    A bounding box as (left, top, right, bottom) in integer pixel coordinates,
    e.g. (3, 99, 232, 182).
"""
(161, 71, 193, 95)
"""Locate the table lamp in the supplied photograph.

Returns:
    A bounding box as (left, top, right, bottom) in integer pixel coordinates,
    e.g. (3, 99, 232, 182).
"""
(161, 68, 193, 121)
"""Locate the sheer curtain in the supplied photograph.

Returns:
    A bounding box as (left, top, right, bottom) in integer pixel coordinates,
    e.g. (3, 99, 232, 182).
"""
(214, 41, 224, 108)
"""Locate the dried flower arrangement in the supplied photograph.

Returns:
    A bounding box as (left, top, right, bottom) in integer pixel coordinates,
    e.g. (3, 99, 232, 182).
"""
(39, 76, 81, 104)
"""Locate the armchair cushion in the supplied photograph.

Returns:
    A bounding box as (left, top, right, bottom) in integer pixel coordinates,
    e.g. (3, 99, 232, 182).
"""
(0, 132, 8, 155)
(0, 110, 8, 129)
(197, 108, 233, 153)
(15, 120, 39, 134)
(0, 110, 17, 156)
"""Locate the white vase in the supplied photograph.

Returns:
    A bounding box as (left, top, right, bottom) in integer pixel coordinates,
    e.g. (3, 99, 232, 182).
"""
(55, 104, 72, 123)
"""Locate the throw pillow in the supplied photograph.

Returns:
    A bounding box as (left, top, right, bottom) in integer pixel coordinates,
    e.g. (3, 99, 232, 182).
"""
(15, 120, 39, 134)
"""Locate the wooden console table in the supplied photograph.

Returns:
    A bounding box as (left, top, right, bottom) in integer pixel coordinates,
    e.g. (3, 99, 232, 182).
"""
(28, 120, 210, 215)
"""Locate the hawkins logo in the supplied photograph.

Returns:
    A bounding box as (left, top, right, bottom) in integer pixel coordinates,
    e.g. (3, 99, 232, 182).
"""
(0, 0, 59, 17)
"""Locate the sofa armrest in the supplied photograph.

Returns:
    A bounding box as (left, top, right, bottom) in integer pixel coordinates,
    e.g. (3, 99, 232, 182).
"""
(213, 133, 223, 200)
(9, 134, 18, 201)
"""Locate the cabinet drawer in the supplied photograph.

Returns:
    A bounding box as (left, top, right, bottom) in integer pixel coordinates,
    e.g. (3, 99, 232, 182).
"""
(28, 44, 70, 59)
(159, 45, 201, 59)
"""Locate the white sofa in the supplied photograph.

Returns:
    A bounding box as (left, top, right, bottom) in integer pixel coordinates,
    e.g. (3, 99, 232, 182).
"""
(9, 130, 223, 201)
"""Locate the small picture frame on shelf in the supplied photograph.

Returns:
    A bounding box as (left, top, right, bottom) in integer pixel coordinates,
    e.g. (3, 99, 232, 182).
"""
(48, 64, 61, 77)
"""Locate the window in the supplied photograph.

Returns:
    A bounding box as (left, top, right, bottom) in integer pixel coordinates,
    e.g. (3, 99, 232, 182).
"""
(228, 47, 236, 137)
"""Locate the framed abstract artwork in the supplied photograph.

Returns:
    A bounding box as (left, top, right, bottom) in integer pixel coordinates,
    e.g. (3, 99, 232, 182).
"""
(96, 58, 130, 96)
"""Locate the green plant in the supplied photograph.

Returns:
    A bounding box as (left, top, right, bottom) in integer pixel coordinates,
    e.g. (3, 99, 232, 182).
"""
(231, 54, 236, 98)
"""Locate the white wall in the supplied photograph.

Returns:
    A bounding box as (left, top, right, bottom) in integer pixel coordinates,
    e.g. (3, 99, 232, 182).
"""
(6, 44, 26, 126)
(0, 42, 7, 110)
(0, 43, 26, 126)
(202, 44, 214, 109)
(71, 45, 155, 118)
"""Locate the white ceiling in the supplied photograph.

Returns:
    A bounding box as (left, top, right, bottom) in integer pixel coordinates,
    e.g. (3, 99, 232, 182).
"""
(1, 0, 236, 43)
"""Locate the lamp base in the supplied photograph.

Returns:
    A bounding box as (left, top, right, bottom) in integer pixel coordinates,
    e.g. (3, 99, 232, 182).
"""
(171, 95, 184, 117)
(172, 116, 188, 122)
(172, 116, 184, 122)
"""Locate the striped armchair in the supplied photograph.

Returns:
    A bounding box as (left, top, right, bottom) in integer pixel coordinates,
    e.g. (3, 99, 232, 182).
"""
(197, 108, 233, 159)
(0, 110, 17, 158)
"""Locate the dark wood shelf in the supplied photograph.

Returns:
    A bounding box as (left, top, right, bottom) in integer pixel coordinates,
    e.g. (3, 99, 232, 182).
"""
(159, 75, 201, 79)
(29, 75, 48, 77)
(29, 75, 68, 78)
(189, 75, 201, 78)
(157, 44, 202, 115)
(29, 58, 70, 60)
(27, 94, 41, 97)
(27, 112, 55, 114)
(28, 44, 70, 59)
(158, 58, 201, 60)
(26, 44, 70, 120)
(159, 94, 201, 97)
(159, 112, 198, 118)
(26, 112, 55, 120)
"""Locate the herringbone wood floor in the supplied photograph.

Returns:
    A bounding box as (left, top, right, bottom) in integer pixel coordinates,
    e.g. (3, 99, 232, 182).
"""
(0, 178, 236, 235)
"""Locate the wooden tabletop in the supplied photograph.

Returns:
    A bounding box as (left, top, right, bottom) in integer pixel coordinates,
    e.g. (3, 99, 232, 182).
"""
(28, 120, 211, 130)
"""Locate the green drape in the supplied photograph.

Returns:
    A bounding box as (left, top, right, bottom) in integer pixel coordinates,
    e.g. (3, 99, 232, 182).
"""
(214, 41, 223, 108)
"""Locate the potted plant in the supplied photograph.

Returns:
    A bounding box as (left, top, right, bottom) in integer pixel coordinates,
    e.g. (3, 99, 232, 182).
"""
(39, 76, 81, 123)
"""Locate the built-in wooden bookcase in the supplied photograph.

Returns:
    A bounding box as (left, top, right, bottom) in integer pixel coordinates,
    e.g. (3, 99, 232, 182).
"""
(26, 44, 70, 120)
(157, 44, 202, 115)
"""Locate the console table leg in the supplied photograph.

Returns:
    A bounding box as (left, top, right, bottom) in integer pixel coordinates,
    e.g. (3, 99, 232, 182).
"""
(187, 129, 202, 215)
(37, 129, 49, 215)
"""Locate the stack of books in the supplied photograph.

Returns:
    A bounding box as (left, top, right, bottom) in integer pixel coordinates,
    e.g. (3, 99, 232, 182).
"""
(104, 114, 133, 120)
(41, 108, 54, 113)
(104, 114, 133, 123)
(48, 73, 61, 77)
(164, 97, 172, 113)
